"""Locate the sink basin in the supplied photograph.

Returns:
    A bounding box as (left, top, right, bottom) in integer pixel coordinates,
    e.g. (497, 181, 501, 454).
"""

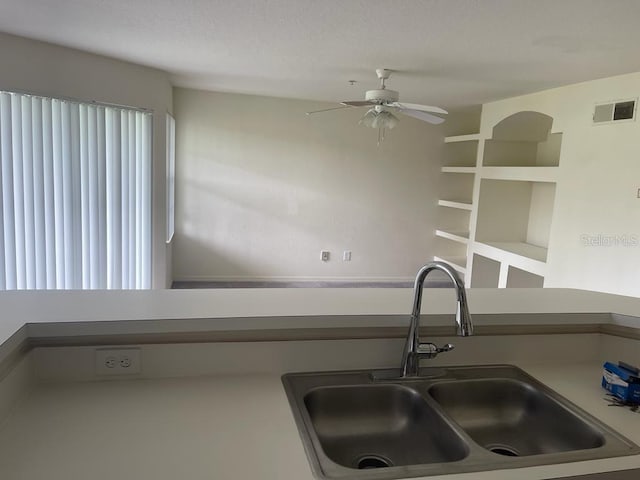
(428, 378, 604, 457)
(282, 365, 640, 479)
(304, 384, 467, 469)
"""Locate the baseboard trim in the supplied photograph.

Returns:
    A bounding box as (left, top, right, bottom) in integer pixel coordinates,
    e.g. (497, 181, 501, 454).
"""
(172, 275, 416, 283)
(169, 277, 455, 289)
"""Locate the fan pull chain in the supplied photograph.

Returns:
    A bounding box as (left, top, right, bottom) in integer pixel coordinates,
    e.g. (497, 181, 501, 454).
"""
(377, 127, 387, 146)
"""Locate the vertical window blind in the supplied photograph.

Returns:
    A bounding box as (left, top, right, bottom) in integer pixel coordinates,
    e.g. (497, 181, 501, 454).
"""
(0, 91, 152, 290)
(166, 113, 175, 243)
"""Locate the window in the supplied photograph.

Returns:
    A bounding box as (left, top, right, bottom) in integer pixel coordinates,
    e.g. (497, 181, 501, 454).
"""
(0, 91, 152, 289)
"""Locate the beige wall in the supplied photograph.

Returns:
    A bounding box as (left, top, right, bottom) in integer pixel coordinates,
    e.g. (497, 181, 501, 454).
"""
(173, 88, 444, 282)
(0, 33, 173, 288)
(480, 72, 640, 297)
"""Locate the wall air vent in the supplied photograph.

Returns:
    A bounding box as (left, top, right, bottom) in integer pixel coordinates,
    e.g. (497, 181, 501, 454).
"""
(593, 99, 636, 124)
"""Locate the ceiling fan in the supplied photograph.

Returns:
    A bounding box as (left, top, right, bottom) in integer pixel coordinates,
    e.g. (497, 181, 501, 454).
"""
(306, 68, 447, 143)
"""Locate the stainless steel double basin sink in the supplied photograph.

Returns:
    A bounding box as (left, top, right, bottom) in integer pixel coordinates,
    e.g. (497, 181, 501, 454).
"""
(282, 365, 639, 479)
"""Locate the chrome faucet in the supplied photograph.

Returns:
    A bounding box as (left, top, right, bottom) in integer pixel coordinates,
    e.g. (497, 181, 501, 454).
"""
(400, 261, 474, 377)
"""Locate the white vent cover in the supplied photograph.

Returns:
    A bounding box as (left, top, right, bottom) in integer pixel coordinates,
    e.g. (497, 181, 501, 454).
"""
(593, 99, 636, 124)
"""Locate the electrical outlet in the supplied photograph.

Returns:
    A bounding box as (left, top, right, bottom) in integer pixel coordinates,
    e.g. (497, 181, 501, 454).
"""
(320, 250, 330, 262)
(95, 348, 141, 375)
(343, 250, 352, 261)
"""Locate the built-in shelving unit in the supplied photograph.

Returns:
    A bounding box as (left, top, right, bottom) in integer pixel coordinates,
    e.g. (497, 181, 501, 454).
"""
(435, 109, 562, 288)
(467, 111, 562, 288)
(435, 124, 481, 278)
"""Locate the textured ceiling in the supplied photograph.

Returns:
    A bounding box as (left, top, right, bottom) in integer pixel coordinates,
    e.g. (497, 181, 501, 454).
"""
(2, 0, 640, 108)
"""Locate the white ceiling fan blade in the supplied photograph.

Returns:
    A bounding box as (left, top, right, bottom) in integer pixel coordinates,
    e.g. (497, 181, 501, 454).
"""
(341, 101, 374, 107)
(391, 102, 448, 115)
(305, 105, 355, 115)
(399, 109, 446, 125)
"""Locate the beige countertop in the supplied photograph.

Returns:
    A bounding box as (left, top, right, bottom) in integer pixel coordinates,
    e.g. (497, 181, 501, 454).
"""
(0, 362, 639, 480)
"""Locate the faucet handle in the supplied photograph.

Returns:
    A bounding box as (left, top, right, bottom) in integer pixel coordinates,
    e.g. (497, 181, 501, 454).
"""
(437, 343, 455, 353)
(416, 342, 455, 359)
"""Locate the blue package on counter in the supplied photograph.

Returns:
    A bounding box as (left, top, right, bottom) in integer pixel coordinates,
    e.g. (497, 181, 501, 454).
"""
(602, 361, 640, 404)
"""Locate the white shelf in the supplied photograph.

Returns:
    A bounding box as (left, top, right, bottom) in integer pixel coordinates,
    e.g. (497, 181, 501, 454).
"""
(441, 166, 476, 174)
(485, 242, 548, 262)
(438, 199, 473, 211)
(473, 241, 547, 277)
(444, 133, 481, 143)
(435, 229, 469, 244)
(481, 166, 558, 183)
(433, 256, 467, 274)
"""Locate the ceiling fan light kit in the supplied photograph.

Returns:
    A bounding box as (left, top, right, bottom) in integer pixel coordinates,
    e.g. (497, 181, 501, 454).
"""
(360, 107, 399, 130)
(306, 68, 447, 144)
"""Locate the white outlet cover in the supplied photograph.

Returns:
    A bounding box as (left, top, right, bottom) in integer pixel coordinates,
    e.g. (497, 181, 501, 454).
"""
(95, 348, 141, 375)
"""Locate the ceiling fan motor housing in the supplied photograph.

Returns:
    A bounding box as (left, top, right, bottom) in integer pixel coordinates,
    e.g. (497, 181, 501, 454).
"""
(365, 88, 399, 104)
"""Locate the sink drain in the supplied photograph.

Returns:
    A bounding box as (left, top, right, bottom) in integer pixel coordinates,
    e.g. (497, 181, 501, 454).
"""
(487, 444, 520, 457)
(356, 455, 393, 469)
